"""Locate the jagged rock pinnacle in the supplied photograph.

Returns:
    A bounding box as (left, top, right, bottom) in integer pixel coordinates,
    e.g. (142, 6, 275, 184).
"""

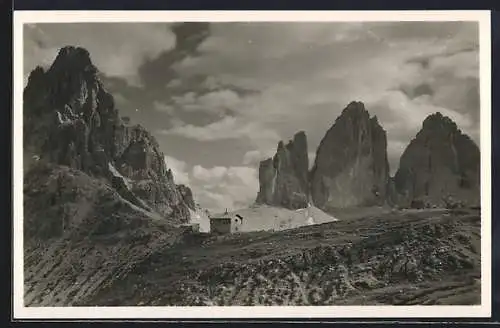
(309, 101, 390, 209)
(256, 131, 309, 209)
(394, 112, 480, 208)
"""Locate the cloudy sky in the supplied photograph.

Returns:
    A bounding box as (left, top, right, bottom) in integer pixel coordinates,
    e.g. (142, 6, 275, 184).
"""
(23, 21, 480, 213)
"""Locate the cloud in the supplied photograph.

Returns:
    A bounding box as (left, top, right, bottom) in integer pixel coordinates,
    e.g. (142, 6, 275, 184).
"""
(24, 23, 176, 86)
(189, 164, 259, 212)
(192, 165, 228, 182)
(153, 101, 176, 115)
(167, 21, 478, 158)
(308, 152, 316, 169)
(242, 150, 271, 166)
(162, 155, 259, 212)
(137, 22, 211, 88)
(158, 116, 281, 150)
(172, 89, 243, 115)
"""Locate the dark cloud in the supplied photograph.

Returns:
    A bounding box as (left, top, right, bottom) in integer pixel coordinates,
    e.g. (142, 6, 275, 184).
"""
(172, 23, 211, 55)
(399, 83, 434, 99)
(405, 45, 479, 70)
(101, 22, 257, 130)
(138, 22, 211, 88)
(406, 57, 430, 69)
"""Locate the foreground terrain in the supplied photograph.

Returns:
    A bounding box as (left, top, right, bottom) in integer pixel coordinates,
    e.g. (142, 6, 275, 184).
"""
(24, 164, 480, 307)
(87, 207, 480, 306)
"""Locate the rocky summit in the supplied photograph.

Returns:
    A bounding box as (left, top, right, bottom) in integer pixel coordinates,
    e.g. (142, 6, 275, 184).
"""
(309, 101, 390, 210)
(256, 131, 310, 209)
(23, 46, 192, 223)
(393, 112, 480, 208)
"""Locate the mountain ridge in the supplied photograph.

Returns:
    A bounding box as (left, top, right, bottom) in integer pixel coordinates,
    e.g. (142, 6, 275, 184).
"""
(255, 103, 480, 211)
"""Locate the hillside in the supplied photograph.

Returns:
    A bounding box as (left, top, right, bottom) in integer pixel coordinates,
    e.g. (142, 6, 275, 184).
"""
(81, 208, 481, 306)
(24, 162, 185, 306)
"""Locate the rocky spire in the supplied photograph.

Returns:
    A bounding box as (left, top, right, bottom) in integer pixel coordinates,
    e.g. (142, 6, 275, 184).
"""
(309, 101, 390, 210)
(256, 131, 310, 209)
(393, 112, 480, 208)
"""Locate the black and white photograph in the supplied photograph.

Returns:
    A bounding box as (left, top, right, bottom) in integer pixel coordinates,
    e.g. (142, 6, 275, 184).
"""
(13, 11, 492, 319)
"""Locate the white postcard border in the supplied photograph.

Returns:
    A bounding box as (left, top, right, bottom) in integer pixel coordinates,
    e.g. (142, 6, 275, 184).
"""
(12, 10, 492, 319)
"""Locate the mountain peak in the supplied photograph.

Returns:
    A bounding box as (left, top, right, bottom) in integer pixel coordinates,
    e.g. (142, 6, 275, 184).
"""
(342, 100, 367, 114)
(256, 131, 309, 209)
(421, 112, 459, 133)
(48, 45, 96, 76)
(394, 111, 480, 208)
(23, 46, 194, 224)
(310, 101, 389, 209)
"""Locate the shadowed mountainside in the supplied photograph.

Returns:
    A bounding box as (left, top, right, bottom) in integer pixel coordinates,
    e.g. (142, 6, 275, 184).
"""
(23, 46, 197, 306)
(23, 46, 193, 224)
(23, 163, 185, 306)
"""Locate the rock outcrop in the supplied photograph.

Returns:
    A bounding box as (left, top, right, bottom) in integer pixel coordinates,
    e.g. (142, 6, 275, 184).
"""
(176, 184, 196, 210)
(309, 101, 390, 209)
(23, 46, 191, 223)
(255, 131, 309, 209)
(393, 112, 480, 208)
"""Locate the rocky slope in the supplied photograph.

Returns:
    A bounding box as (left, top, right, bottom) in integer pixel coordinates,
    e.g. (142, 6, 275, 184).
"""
(309, 101, 390, 210)
(256, 131, 310, 209)
(23, 46, 192, 223)
(23, 163, 186, 306)
(393, 112, 480, 208)
(82, 208, 481, 306)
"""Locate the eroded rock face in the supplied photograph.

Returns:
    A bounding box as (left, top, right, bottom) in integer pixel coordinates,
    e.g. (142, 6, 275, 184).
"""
(256, 131, 309, 209)
(176, 185, 196, 211)
(23, 46, 191, 223)
(393, 112, 480, 208)
(310, 101, 390, 209)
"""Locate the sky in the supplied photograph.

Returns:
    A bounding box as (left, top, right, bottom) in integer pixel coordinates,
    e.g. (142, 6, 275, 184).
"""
(23, 21, 481, 213)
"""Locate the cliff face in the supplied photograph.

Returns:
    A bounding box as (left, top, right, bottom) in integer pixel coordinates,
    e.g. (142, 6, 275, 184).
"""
(255, 131, 310, 209)
(23, 46, 192, 223)
(393, 112, 480, 208)
(309, 101, 390, 210)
